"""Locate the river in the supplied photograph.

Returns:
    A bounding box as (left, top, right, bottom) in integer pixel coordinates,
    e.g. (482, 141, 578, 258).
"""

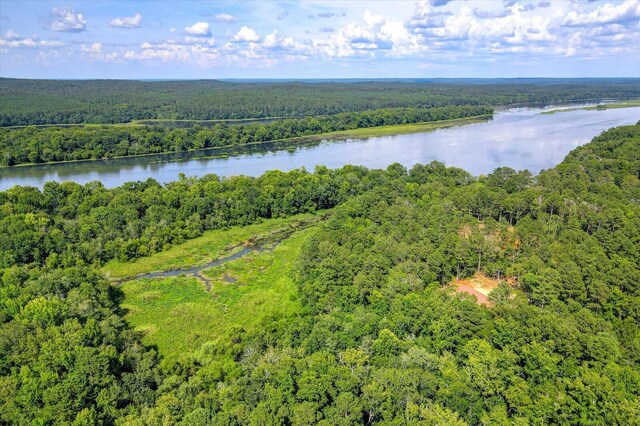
(1, 105, 638, 190)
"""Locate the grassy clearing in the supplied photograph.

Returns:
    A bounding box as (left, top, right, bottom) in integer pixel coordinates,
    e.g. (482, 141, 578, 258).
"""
(119, 226, 314, 357)
(102, 212, 319, 280)
(119, 277, 215, 355)
(296, 115, 492, 141)
(582, 99, 640, 110)
(200, 230, 302, 309)
(541, 100, 640, 115)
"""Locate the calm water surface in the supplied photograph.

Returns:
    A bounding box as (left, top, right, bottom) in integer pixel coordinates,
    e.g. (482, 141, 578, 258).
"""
(1, 105, 638, 190)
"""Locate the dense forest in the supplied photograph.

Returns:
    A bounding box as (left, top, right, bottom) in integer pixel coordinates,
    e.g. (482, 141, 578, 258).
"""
(1, 78, 639, 126)
(0, 105, 491, 166)
(1, 124, 639, 424)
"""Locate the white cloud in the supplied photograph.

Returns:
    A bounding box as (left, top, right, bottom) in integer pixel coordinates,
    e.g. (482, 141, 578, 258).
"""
(131, 42, 193, 61)
(231, 26, 260, 42)
(411, 3, 557, 46)
(40, 40, 64, 47)
(51, 8, 86, 33)
(0, 34, 36, 48)
(185, 36, 216, 46)
(407, 1, 435, 29)
(109, 13, 143, 29)
(563, 0, 640, 26)
(54, 0, 638, 71)
(185, 22, 211, 37)
(118, 27, 309, 69)
(105, 52, 119, 61)
(215, 13, 236, 23)
(0, 30, 64, 48)
(314, 10, 424, 58)
(263, 30, 307, 53)
(81, 42, 102, 54)
(262, 31, 281, 49)
(402, 0, 640, 60)
(125, 40, 220, 67)
(3, 29, 20, 41)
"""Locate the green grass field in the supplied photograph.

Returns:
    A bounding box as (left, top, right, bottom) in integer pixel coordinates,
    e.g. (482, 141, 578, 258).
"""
(102, 212, 319, 280)
(305, 115, 491, 139)
(118, 226, 314, 357)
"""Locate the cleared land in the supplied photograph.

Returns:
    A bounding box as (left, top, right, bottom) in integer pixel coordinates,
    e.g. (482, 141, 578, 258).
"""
(119, 226, 313, 357)
(102, 212, 320, 280)
(450, 273, 515, 306)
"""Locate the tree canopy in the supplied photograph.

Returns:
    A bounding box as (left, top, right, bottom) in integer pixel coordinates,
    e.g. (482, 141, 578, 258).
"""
(1, 124, 639, 424)
(1, 78, 638, 126)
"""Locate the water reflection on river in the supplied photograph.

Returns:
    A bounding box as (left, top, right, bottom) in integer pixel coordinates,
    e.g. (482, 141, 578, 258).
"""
(1, 105, 638, 190)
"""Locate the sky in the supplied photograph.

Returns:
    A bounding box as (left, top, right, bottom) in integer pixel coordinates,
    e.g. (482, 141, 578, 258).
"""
(0, 0, 638, 79)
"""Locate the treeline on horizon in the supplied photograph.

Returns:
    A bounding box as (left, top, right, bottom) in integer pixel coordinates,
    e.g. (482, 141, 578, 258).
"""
(1, 77, 639, 126)
(0, 105, 492, 166)
(0, 124, 639, 424)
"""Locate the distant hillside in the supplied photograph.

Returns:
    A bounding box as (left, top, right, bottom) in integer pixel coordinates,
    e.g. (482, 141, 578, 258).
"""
(1, 77, 639, 126)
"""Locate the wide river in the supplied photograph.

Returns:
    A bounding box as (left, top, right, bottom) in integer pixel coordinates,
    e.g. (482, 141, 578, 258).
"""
(1, 105, 639, 190)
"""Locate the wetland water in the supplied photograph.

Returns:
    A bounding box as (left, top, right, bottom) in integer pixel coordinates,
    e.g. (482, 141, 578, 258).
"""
(1, 105, 638, 190)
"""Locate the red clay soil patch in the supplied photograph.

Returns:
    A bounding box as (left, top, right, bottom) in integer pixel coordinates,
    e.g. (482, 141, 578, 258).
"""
(450, 273, 504, 306)
(454, 284, 490, 305)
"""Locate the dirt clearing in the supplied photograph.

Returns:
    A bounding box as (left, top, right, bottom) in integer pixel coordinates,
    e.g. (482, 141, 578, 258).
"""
(450, 273, 508, 306)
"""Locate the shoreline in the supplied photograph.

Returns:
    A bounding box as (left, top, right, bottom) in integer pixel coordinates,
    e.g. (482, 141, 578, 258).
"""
(0, 114, 492, 169)
(540, 99, 640, 115)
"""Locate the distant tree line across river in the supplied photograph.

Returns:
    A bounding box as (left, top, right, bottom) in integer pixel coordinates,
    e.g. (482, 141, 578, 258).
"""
(1, 78, 639, 126)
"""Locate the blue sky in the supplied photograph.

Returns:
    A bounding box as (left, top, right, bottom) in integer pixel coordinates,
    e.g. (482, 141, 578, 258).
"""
(0, 0, 638, 79)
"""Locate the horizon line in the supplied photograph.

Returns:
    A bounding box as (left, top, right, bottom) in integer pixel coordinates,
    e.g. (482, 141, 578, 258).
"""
(2, 76, 640, 81)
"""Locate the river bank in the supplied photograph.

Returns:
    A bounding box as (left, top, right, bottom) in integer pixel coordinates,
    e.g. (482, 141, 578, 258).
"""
(2, 106, 638, 190)
(0, 114, 491, 169)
